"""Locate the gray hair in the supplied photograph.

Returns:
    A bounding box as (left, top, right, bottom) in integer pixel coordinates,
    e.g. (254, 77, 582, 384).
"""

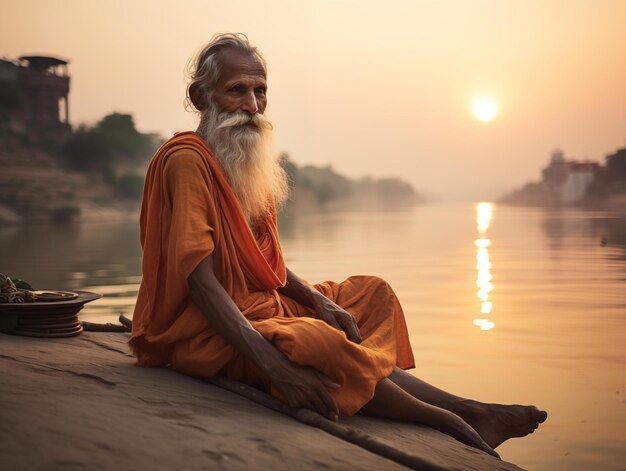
(186, 33, 266, 112)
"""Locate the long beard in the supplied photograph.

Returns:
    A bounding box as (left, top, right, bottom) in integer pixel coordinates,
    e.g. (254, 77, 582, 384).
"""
(197, 102, 288, 224)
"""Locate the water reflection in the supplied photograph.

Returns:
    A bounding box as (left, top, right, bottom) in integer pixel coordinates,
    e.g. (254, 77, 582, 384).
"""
(473, 202, 495, 331)
(542, 209, 626, 260)
(0, 219, 142, 322)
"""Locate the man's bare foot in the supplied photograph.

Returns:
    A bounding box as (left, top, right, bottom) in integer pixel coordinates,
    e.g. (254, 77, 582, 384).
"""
(440, 411, 501, 459)
(465, 403, 548, 449)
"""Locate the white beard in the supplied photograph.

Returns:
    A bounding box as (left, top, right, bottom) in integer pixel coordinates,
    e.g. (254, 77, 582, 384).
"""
(196, 101, 288, 224)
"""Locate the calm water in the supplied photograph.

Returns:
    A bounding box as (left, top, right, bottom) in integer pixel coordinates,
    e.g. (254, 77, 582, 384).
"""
(1, 203, 625, 470)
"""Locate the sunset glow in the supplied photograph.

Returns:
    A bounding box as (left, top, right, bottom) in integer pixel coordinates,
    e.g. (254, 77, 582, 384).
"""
(1, 1, 623, 201)
(471, 96, 500, 122)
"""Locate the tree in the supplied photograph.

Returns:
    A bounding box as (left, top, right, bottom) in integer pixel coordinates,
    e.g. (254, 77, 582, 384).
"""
(62, 125, 111, 173)
(62, 112, 160, 183)
(95, 113, 155, 165)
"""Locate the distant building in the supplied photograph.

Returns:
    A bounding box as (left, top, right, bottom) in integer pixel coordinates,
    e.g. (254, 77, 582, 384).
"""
(0, 59, 19, 82)
(542, 149, 599, 204)
(0, 54, 71, 139)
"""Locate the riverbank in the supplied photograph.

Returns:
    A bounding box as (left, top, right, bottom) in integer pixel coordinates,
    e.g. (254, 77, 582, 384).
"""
(0, 332, 522, 470)
(0, 136, 140, 224)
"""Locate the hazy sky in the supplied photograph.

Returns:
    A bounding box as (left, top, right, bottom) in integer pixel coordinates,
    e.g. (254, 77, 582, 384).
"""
(1, 0, 625, 200)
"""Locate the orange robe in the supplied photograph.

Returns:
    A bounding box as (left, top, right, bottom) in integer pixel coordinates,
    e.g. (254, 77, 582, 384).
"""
(130, 131, 415, 415)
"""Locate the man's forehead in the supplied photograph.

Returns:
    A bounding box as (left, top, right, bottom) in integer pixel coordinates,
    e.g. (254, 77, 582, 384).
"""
(216, 48, 266, 84)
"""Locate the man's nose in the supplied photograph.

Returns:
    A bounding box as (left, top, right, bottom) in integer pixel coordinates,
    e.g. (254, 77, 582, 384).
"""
(240, 91, 259, 114)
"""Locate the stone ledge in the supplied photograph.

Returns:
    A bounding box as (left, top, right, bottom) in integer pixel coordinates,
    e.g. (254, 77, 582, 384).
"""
(0, 332, 523, 470)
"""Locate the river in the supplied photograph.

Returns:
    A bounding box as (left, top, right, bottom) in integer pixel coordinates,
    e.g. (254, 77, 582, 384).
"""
(1, 202, 624, 470)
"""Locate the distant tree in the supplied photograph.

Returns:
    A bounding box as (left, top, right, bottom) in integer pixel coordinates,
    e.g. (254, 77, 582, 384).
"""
(95, 113, 156, 165)
(283, 158, 421, 209)
(300, 165, 353, 204)
(374, 177, 420, 204)
(62, 125, 111, 174)
(62, 112, 161, 184)
(115, 174, 145, 199)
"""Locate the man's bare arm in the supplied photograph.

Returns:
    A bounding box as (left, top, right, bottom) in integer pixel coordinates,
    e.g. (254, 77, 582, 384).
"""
(277, 267, 322, 309)
(278, 268, 362, 344)
(188, 255, 340, 420)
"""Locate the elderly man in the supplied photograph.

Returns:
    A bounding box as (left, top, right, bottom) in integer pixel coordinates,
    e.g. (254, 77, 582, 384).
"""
(131, 33, 546, 458)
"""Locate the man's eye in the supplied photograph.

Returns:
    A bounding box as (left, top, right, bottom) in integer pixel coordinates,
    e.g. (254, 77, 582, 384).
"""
(229, 85, 244, 93)
(255, 87, 266, 95)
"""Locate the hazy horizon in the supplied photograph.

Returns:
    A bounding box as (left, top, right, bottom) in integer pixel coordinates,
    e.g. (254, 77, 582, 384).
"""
(1, 0, 624, 201)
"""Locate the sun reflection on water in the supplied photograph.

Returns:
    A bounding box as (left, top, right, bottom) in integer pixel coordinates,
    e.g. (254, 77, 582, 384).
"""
(474, 202, 495, 331)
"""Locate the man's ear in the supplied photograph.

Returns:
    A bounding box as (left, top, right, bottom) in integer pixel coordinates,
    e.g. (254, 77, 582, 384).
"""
(189, 82, 206, 111)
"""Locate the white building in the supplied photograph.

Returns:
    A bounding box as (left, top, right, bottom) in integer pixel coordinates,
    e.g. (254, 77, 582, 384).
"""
(543, 149, 599, 204)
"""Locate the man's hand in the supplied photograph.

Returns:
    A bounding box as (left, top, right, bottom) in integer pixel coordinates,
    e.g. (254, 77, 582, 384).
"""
(277, 267, 362, 343)
(189, 256, 341, 421)
(312, 296, 363, 344)
(265, 353, 341, 421)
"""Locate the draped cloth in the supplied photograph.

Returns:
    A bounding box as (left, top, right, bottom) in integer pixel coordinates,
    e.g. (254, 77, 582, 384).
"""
(130, 131, 415, 415)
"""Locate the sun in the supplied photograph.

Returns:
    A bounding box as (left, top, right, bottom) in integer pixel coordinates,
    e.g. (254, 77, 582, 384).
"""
(471, 96, 499, 122)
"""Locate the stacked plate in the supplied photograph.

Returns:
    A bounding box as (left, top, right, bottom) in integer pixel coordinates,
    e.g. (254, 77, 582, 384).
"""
(0, 291, 102, 338)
